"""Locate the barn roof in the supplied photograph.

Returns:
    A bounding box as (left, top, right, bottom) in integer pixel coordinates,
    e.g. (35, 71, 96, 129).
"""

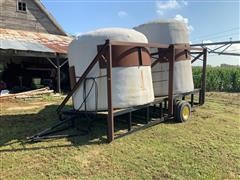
(0, 28, 73, 58)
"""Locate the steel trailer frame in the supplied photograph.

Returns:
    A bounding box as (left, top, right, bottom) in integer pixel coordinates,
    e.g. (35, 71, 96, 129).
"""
(29, 40, 207, 143)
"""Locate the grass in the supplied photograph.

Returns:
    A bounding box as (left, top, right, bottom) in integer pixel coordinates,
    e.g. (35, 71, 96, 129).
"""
(0, 92, 240, 179)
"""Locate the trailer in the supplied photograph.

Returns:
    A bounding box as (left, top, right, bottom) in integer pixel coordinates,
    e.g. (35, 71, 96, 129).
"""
(29, 40, 207, 142)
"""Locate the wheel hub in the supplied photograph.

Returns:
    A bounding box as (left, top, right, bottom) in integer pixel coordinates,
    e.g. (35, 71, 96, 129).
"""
(182, 106, 190, 120)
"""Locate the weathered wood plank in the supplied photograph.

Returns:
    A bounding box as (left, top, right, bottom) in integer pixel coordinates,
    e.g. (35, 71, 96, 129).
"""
(0, 0, 64, 35)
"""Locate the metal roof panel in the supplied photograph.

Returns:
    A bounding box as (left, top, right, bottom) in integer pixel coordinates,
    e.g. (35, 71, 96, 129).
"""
(0, 28, 72, 54)
(0, 39, 54, 53)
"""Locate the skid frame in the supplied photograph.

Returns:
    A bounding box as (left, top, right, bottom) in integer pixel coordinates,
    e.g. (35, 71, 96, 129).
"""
(35, 40, 207, 143)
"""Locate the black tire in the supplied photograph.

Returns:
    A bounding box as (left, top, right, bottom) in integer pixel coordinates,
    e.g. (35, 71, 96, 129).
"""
(175, 100, 191, 123)
(173, 100, 180, 117)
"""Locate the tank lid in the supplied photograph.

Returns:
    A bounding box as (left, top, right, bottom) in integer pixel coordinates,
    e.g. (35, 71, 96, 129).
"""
(76, 27, 147, 40)
(133, 19, 186, 28)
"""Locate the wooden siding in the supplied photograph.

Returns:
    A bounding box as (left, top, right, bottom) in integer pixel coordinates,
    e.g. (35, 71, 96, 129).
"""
(0, 0, 65, 35)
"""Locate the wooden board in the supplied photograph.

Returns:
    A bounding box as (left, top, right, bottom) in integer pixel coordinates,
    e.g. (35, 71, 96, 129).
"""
(0, 0, 63, 35)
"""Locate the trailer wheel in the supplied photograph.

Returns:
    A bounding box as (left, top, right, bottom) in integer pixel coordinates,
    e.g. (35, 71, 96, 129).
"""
(175, 101, 191, 123)
(173, 100, 181, 116)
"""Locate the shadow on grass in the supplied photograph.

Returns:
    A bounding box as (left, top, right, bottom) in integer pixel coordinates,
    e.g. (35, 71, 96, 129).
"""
(0, 105, 174, 152)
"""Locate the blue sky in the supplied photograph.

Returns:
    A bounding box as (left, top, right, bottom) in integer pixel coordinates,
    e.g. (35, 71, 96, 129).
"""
(42, 0, 240, 66)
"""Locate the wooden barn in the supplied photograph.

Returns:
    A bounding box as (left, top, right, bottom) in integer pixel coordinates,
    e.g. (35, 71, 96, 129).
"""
(0, 0, 73, 93)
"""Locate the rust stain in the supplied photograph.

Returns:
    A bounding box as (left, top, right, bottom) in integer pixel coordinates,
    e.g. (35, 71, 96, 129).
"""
(141, 70, 145, 90)
(0, 27, 72, 54)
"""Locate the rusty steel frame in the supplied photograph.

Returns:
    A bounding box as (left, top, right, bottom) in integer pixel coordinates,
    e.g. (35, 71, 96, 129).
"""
(190, 47, 207, 105)
(56, 40, 207, 143)
(107, 40, 114, 142)
(191, 40, 240, 56)
(168, 45, 175, 116)
(201, 48, 207, 104)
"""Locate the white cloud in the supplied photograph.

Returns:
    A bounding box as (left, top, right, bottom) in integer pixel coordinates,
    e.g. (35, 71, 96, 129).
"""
(181, 0, 188, 6)
(118, 11, 128, 18)
(174, 14, 194, 32)
(202, 40, 213, 44)
(156, 0, 188, 15)
(227, 43, 240, 52)
(75, 32, 83, 36)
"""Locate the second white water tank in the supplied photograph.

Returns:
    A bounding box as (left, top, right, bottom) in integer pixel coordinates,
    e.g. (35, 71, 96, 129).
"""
(134, 20, 194, 96)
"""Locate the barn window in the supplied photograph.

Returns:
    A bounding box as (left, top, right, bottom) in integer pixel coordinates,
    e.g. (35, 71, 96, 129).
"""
(17, 1, 27, 12)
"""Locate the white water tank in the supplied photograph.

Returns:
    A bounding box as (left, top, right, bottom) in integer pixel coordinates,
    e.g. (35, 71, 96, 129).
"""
(68, 28, 154, 111)
(134, 20, 194, 96)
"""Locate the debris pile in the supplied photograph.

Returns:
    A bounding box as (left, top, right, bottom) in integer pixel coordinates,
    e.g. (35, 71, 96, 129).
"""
(0, 87, 53, 99)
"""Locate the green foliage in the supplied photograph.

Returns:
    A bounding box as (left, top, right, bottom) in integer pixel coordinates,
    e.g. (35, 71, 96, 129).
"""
(193, 66, 240, 92)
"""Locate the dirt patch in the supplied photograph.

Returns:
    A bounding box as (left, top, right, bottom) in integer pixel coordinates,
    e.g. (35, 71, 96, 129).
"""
(28, 102, 55, 106)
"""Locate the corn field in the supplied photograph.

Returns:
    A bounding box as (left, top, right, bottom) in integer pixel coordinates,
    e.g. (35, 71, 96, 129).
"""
(192, 65, 240, 92)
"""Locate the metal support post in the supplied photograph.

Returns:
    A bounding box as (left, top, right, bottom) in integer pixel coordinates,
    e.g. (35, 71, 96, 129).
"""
(56, 55, 61, 93)
(168, 45, 175, 116)
(199, 90, 201, 104)
(159, 102, 163, 118)
(146, 107, 150, 124)
(128, 112, 132, 131)
(201, 48, 207, 104)
(191, 94, 194, 107)
(107, 40, 114, 143)
(164, 99, 167, 112)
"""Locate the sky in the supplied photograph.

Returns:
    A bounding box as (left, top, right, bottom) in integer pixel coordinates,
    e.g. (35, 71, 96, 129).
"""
(41, 0, 240, 66)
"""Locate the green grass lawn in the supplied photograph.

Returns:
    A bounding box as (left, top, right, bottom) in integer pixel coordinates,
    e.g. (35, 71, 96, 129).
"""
(0, 92, 239, 179)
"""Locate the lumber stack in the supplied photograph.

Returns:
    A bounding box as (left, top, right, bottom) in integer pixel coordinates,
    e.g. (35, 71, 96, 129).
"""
(0, 87, 54, 99)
